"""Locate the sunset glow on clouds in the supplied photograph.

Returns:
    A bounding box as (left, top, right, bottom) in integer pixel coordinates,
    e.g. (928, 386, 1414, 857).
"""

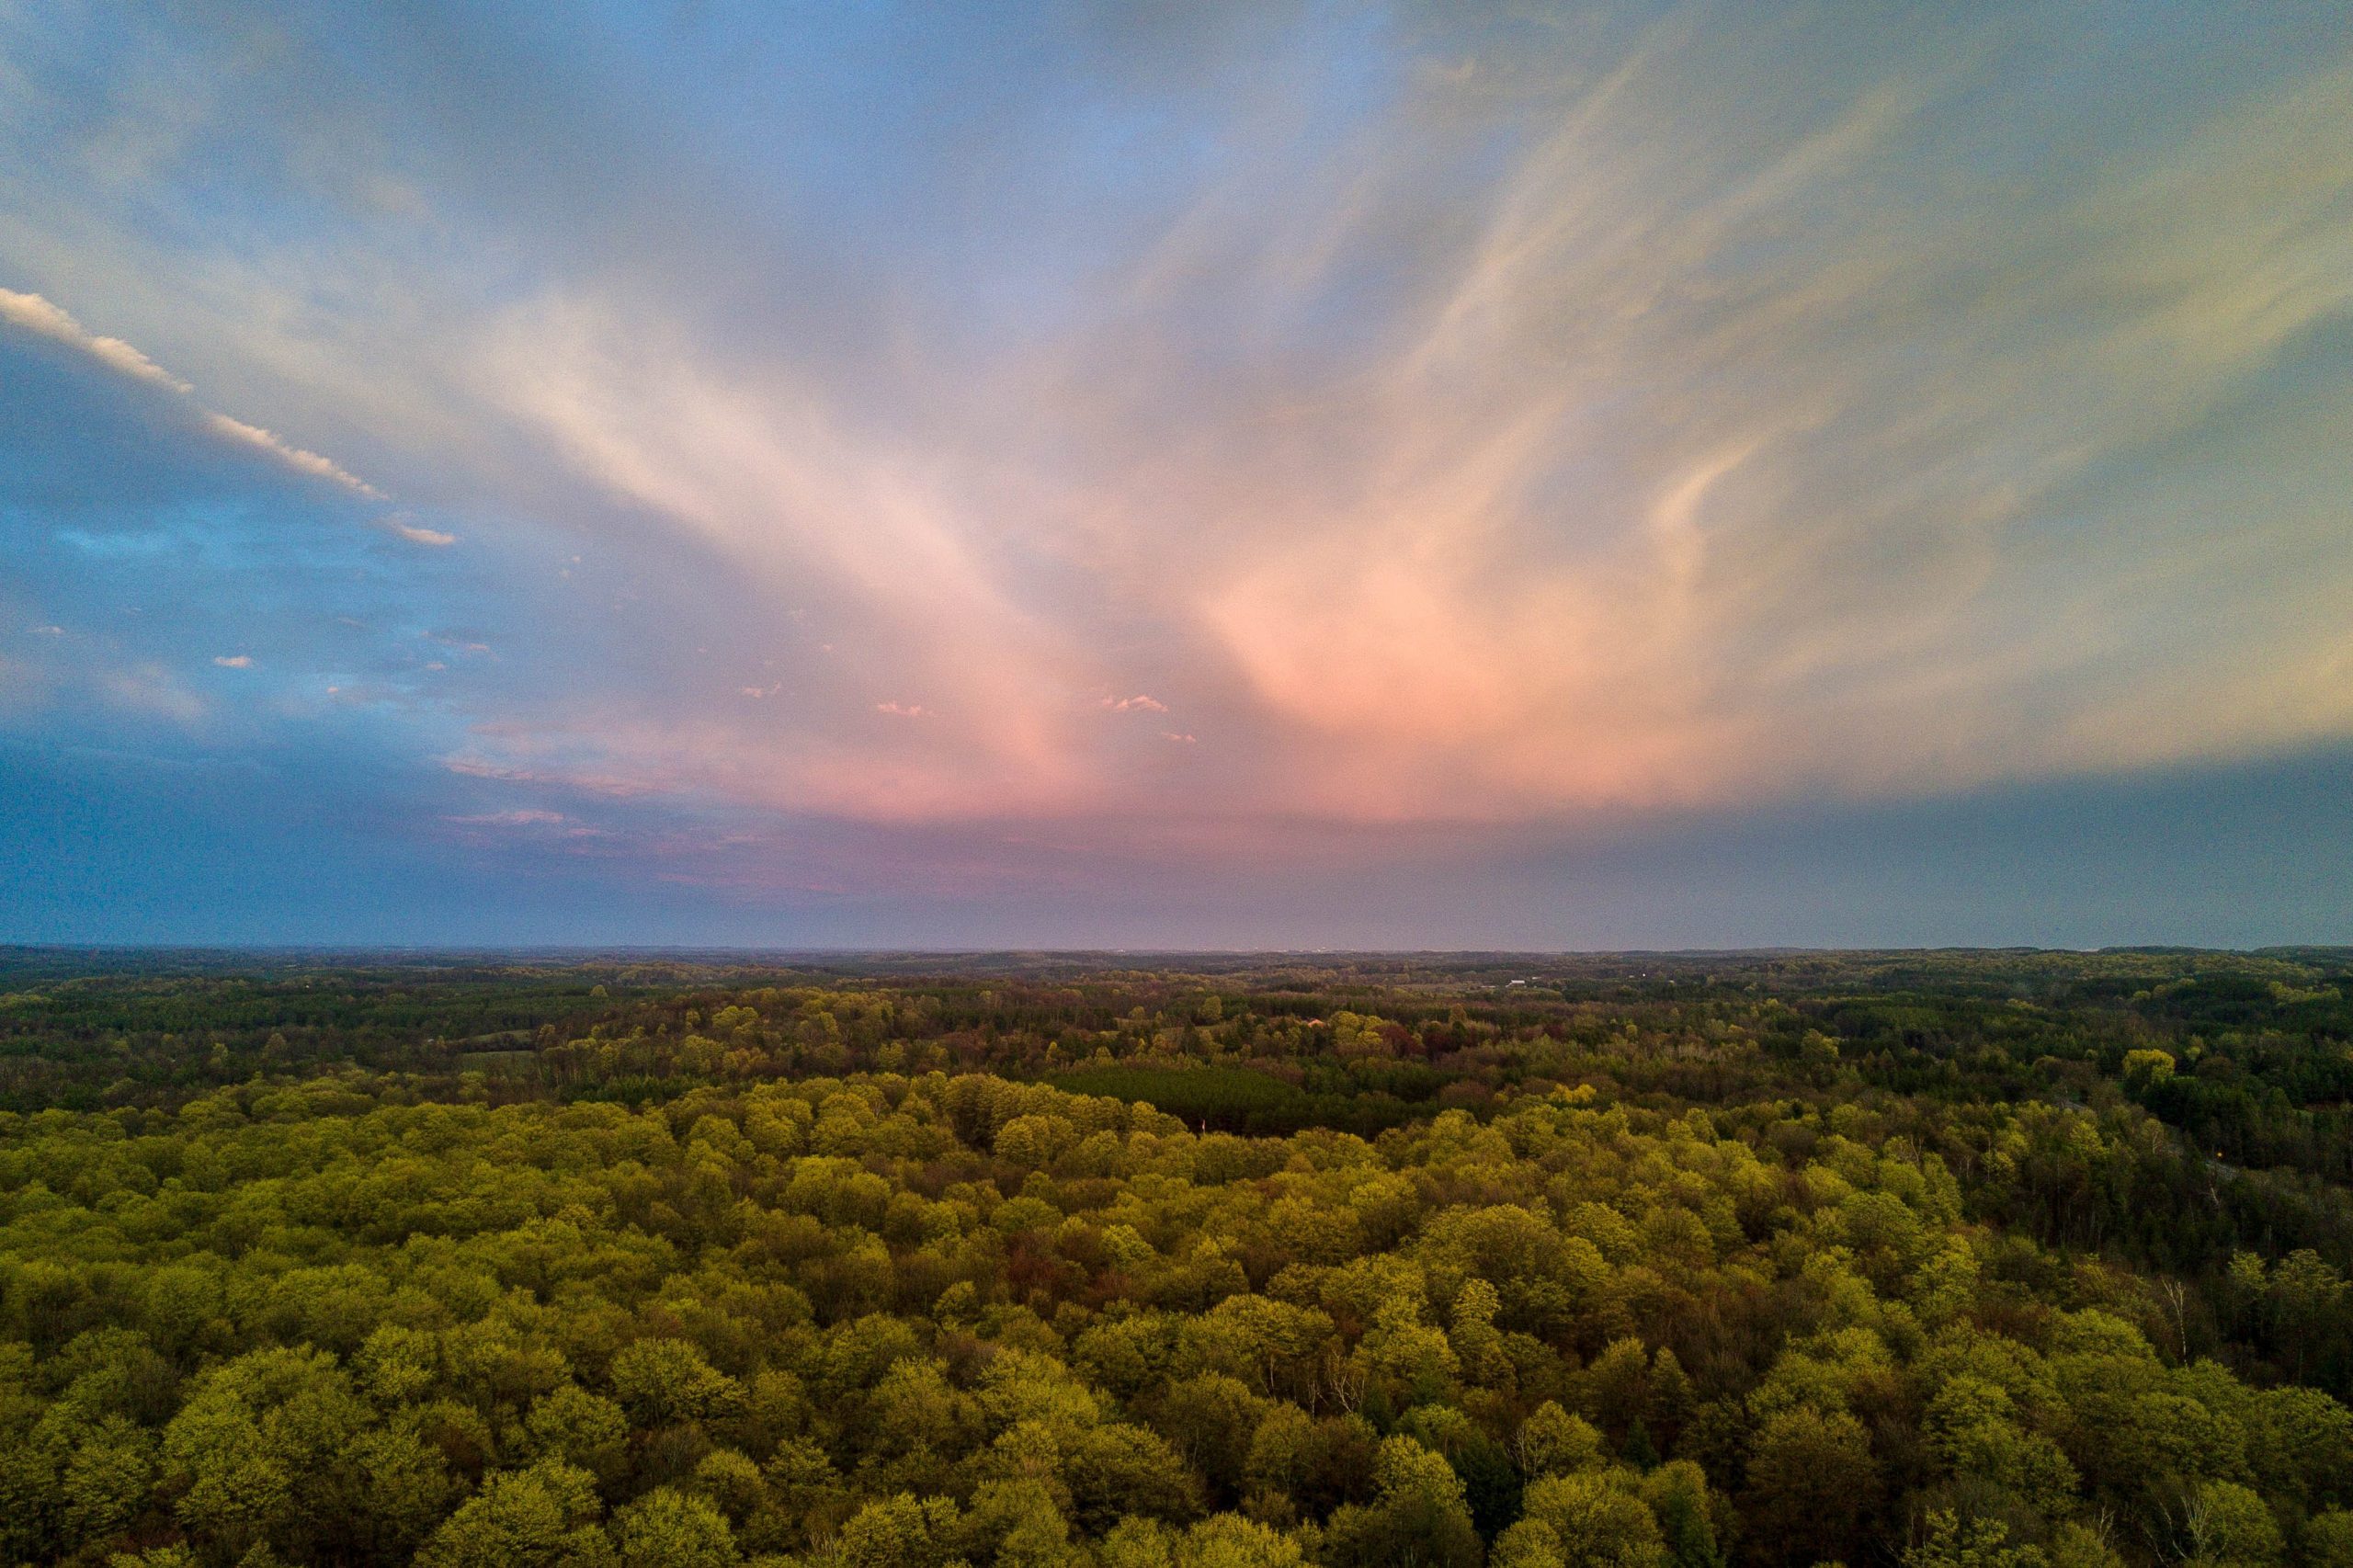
(3, 2, 2351, 945)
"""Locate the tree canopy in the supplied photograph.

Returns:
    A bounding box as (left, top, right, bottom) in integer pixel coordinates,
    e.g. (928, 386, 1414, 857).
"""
(1, 949, 2350, 1565)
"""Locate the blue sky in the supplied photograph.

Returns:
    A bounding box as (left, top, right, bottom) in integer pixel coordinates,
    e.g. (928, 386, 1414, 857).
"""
(2, 1, 2349, 948)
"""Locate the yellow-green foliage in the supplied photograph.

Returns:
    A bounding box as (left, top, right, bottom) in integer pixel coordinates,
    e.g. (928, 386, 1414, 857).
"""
(0, 1071, 2345, 1567)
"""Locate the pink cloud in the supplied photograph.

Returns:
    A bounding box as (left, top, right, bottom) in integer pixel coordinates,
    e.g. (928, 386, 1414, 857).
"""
(25, 17, 2335, 849)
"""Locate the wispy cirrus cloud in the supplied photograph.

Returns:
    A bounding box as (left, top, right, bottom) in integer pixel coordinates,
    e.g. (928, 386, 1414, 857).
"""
(0, 287, 381, 498)
(383, 6, 2348, 834)
(0, 287, 189, 392)
(2, 1, 2351, 939)
(444, 808, 566, 826)
(378, 516, 457, 547)
(201, 414, 381, 498)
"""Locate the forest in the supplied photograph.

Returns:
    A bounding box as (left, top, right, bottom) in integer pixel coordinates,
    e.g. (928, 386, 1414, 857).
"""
(4, 946, 2353, 1568)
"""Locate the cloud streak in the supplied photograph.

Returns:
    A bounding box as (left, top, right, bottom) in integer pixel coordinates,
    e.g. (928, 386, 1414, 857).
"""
(203, 414, 381, 498)
(380, 517, 457, 547)
(0, 287, 190, 392)
(0, 288, 382, 498)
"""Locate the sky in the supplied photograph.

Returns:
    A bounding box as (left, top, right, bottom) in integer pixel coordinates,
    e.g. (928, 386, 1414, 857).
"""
(2, 0, 2351, 949)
